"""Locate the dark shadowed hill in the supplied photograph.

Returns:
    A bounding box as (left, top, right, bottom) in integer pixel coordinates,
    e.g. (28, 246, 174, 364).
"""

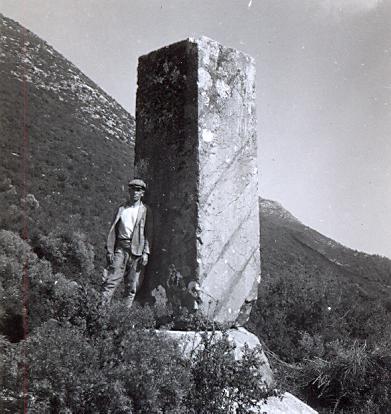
(1, 13, 390, 306)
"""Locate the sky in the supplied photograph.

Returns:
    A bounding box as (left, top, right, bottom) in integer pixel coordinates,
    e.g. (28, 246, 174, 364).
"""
(1, 0, 390, 258)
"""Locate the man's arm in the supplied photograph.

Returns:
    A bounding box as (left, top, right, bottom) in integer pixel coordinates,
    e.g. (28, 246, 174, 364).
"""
(142, 206, 153, 258)
(105, 206, 120, 265)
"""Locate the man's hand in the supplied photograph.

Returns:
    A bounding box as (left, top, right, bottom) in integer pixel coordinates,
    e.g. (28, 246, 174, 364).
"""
(141, 253, 149, 266)
(106, 253, 114, 266)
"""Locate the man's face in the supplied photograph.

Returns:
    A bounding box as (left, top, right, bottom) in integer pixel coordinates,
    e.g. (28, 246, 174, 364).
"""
(128, 186, 145, 202)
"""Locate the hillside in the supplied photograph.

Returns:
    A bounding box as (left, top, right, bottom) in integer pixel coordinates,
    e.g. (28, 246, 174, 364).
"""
(1, 11, 391, 306)
(0, 13, 134, 256)
(259, 198, 391, 300)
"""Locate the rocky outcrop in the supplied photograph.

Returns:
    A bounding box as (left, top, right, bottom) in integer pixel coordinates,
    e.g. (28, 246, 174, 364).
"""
(160, 327, 273, 386)
(256, 392, 318, 414)
(159, 328, 317, 414)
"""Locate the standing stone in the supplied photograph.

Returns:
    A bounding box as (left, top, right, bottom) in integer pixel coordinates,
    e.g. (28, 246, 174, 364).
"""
(135, 37, 259, 324)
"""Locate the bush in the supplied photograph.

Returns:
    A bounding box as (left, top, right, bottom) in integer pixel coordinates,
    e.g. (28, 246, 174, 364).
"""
(0, 228, 276, 413)
(1, 277, 275, 413)
(0, 230, 91, 339)
(2, 322, 134, 413)
(273, 339, 391, 413)
(1, 306, 191, 414)
(185, 331, 276, 414)
(0, 229, 45, 340)
(33, 227, 95, 284)
(253, 267, 391, 413)
(249, 269, 342, 361)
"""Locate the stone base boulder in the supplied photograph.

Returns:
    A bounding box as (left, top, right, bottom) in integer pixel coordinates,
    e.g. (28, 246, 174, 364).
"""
(255, 392, 318, 414)
(158, 327, 317, 413)
(160, 327, 273, 387)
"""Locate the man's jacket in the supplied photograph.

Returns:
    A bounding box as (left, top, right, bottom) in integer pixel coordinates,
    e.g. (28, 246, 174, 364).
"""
(105, 201, 153, 257)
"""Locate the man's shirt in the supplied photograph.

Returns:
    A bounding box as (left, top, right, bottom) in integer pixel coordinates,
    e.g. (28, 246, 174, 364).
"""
(117, 204, 140, 239)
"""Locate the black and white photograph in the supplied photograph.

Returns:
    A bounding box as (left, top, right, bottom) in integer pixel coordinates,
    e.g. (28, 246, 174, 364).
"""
(0, 1, 390, 413)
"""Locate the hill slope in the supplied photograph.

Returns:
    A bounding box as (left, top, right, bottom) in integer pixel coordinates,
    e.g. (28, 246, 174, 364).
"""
(1, 12, 390, 303)
(0, 13, 134, 251)
(259, 198, 391, 300)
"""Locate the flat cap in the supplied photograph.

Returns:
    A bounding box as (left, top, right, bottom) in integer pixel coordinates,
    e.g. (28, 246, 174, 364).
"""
(128, 178, 147, 189)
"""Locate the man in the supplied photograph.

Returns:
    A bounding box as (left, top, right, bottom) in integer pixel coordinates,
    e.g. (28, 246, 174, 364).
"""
(102, 178, 152, 308)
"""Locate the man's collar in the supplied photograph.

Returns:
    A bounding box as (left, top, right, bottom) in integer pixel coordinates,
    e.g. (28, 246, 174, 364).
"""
(123, 200, 144, 208)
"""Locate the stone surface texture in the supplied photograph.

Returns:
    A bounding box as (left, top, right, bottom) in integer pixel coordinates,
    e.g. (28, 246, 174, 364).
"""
(159, 328, 273, 387)
(135, 37, 260, 324)
(255, 392, 318, 414)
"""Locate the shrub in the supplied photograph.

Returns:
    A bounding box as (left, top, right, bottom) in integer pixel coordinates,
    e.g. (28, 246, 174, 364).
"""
(249, 269, 340, 361)
(33, 227, 96, 285)
(255, 267, 391, 413)
(185, 331, 276, 414)
(1, 305, 191, 414)
(0, 230, 40, 340)
(2, 322, 134, 413)
(0, 229, 276, 413)
(295, 340, 391, 413)
(0, 229, 96, 339)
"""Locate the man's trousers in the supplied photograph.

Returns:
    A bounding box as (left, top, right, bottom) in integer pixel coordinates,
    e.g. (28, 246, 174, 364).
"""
(102, 245, 144, 308)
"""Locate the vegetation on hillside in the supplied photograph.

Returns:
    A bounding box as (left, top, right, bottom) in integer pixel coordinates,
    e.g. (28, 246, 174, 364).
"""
(0, 13, 134, 274)
(0, 229, 274, 413)
(248, 214, 391, 412)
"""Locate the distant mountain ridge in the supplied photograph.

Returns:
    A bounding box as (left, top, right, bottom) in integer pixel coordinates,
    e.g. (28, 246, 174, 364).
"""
(1, 13, 390, 303)
(260, 198, 302, 225)
(260, 197, 391, 300)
